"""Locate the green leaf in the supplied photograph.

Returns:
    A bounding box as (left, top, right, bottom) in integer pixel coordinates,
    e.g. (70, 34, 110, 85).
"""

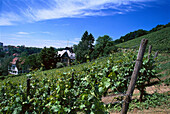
(99, 87, 104, 93)
(80, 104, 85, 109)
(102, 77, 110, 88)
(52, 105, 60, 112)
(90, 111, 95, 114)
(112, 66, 118, 71)
(64, 107, 71, 113)
(15, 97, 20, 102)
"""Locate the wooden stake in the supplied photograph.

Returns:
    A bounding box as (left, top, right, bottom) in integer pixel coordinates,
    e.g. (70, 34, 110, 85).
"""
(148, 45, 152, 59)
(27, 78, 30, 96)
(154, 51, 158, 59)
(121, 39, 148, 114)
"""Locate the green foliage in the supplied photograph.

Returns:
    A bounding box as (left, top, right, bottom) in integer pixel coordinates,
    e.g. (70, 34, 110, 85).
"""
(164, 78, 170, 86)
(117, 27, 170, 52)
(0, 49, 160, 113)
(6, 45, 41, 57)
(149, 24, 166, 33)
(112, 92, 170, 111)
(0, 51, 5, 58)
(38, 47, 57, 70)
(0, 45, 42, 76)
(114, 29, 148, 44)
(114, 22, 170, 45)
(74, 31, 95, 63)
(24, 53, 41, 70)
(0, 56, 13, 76)
(92, 35, 117, 59)
(56, 62, 65, 68)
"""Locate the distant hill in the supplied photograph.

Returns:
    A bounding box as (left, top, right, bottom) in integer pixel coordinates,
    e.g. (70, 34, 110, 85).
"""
(113, 22, 170, 45)
(116, 27, 170, 52)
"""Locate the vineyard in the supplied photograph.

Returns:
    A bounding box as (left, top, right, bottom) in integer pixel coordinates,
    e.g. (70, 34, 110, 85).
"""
(0, 40, 170, 113)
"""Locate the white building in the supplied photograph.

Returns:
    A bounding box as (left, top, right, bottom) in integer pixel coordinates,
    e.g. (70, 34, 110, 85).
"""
(58, 50, 75, 66)
(8, 57, 19, 75)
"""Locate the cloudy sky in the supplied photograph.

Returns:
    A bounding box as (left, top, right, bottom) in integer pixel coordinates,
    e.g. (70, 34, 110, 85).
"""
(0, 0, 170, 48)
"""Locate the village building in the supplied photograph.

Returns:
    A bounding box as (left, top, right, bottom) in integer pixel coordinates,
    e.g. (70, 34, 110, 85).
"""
(58, 49, 75, 66)
(8, 57, 19, 75)
(8, 57, 29, 75)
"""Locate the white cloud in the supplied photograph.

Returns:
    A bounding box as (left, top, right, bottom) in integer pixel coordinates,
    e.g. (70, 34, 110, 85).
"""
(36, 39, 79, 48)
(2, 36, 79, 48)
(0, 0, 155, 25)
(17, 32, 29, 35)
(0, 13, 21, 26)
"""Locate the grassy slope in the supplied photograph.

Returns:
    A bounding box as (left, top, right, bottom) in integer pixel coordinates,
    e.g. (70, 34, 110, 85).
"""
(0, 57, 109, 86)
(116, 27, 170, 52)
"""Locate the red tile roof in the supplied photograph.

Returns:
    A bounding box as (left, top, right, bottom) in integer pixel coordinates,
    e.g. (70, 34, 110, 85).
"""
(11, 57, 19, 64)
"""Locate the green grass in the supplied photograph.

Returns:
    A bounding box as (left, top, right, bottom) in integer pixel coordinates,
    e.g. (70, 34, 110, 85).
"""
(156, 53, 170, 77)
(116, 27, 170, 52)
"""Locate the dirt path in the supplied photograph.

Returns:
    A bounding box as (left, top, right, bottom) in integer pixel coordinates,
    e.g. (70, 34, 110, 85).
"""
(102, 78, 170, 113)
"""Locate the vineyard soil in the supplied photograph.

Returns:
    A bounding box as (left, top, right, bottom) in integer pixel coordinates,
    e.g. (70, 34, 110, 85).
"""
(107, 70, 170, 114)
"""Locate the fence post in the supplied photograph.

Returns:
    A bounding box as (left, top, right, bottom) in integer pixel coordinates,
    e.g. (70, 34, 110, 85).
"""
(154, 51, 159, 59)
(121, 39, 148, 114)
(148, 45, 152, 59)
(27, 78, 30, 96)
(48, 87, 50, 95)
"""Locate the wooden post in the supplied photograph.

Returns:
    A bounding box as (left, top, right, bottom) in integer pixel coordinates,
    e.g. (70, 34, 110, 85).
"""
(121, 39, 148, 114)
(154, 51, 158, 59)
(148, 45, 152, 59)
(48, 87, 50, 95)
(27, 78, 30, 96)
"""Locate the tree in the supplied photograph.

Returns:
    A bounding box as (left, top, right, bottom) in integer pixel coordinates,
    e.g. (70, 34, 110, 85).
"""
(149, 24, 165, 33)
(92, 35, 117, 58)
(74, 31, 94, 63)
(38, 47, 57, 70)
(113, 29, 148, 44)
(24, 53, 41, 70)
(103, 41, 117, 56)
(0, 56, 13, 76)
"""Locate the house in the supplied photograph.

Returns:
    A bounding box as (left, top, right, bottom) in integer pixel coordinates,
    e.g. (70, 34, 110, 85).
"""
(8, 57, 19, 75)
(58, 50, 75, 66)
(8, 57, 29, 75)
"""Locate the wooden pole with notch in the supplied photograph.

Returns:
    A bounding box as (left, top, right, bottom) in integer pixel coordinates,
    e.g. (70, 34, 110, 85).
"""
(121, 39, 148, 114)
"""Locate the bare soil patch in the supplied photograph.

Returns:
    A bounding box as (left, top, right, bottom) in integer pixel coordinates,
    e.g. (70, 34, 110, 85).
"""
(102, 80, 170, 113)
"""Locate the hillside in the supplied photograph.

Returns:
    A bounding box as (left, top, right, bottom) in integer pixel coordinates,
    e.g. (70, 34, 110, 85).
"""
(0, 28, 169, 113)
(116, 27, 170, 52)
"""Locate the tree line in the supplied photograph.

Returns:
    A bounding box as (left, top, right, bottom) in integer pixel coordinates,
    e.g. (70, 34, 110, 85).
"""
(0, 46, 42, 76)
(113, 22, 170, 44)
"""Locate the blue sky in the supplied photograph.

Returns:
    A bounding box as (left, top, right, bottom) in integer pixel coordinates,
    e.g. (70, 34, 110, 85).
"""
(0, 0, 170, 48)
